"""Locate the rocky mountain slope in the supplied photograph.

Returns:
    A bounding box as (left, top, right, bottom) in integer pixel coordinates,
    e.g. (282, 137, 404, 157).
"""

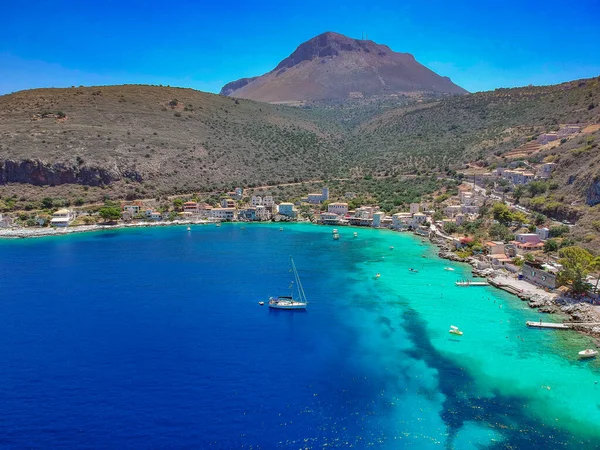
(220, 32, 467, 103)
(0, 78, 598, 209)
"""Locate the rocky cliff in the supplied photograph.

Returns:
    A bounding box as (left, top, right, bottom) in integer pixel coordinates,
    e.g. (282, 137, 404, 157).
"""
(0, 159, 142, 186)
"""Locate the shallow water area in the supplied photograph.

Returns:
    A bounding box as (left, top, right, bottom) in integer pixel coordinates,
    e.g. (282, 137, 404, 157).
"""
(0, 222, 598, 448)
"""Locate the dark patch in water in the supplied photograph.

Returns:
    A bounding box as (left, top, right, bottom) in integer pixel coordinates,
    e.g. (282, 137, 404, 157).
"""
(400, 306, 596, 449)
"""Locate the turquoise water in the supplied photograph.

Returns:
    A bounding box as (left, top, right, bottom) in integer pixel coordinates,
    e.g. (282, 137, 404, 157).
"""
(0, 223, 598, 448)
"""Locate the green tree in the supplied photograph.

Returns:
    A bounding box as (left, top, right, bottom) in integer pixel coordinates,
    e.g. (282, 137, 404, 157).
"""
(533, 213, 547, 226)
(549, 225, 570, 238)
(512, 211, 528, 227)
(98, 206, 121, 222)
(513, 185, 526, 204)
(543, 239, 559, 253)
(443, 221, 458, 234)
(492, 203, 513, 226)
(173, 198, 184, 210)
(557, 246, 600, 293)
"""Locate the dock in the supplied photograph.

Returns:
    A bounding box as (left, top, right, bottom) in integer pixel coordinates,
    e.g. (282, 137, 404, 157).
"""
(455, 281, 489, 286)
(526, 321, 570, 329)
(487, 279, 523, 296)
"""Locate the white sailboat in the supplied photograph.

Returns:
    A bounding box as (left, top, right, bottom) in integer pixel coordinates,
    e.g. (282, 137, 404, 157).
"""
(269, 257, 308, 310)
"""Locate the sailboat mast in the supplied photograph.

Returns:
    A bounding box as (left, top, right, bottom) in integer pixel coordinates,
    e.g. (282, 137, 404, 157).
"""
(290, 257, 307, 303)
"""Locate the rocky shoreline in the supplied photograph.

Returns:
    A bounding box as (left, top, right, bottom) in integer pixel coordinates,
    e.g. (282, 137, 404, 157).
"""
(430, 234, 600, 340)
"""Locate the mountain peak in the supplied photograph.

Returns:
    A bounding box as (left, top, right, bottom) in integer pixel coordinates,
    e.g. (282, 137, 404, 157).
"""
(221, 32, 467, 103)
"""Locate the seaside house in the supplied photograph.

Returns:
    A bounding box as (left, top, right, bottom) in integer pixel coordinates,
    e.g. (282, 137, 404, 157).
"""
(122, 201, 142, 216)
(522, 260, 557, 290)
(319, 212, 341, 225)
(149, 211, 162, 221)
(409, 203, 420, 214)
(50, 209, 73, 227)
(183, 201, 199, 214)
(255, 205, 271, 221)
(221, 198, 235, 208)
(484, 241, 505, 255)
(411, 213, 427, 228)
(278, 202, 296, 218)
(372, 211, 384, 228)
(328, 202, 348, 216)
(511, 233, 544, 253)
(238, 207, 257, 221)
(392, 213, 412, 230)
(210, 208, 236, 221)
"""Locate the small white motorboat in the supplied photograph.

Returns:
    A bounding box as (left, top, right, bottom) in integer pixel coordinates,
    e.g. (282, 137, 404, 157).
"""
(353, 232, 358, 237)
(444, 267, 455, 271)
(578, 349, 598, 359)
(333, 233, 340, 240)
(258, 301, 264, 306)
(374, 273, 380, 279)
(187, 226, 191, 231)
(449, 325, 463, 336)
(279, 227, 283, 231)
(389, 246, 394, 250)
(332, 228, 338, 234)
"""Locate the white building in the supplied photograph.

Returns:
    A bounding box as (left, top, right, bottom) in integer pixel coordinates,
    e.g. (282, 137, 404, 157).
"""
(50, 209, 73, 227)
(328, 202, 348, 216)
(221, 198, 235, 208)
(255, 205, 271, 221)
(211, 208, 236, 221)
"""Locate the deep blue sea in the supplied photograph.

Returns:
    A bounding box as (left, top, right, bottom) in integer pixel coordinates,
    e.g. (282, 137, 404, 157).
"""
(1, 223, 599, 449)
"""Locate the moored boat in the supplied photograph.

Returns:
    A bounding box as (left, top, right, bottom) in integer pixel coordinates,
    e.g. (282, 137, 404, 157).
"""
(333, 233, 340, 240)
(449, 325, 463, 336)
(444, 267, 455, 271)
(269, 257, 308, 310)
(578, 349, 598, 359)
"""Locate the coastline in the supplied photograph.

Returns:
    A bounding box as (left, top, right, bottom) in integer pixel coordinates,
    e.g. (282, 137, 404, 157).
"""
(0, 220, 207, 239)
(430, 233, 600, 340)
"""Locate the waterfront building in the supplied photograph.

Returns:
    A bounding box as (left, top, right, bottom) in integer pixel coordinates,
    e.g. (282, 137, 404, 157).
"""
(409, 203, 420, 214)
(319, 212, 341, 225)
(50, 209, 73, 227)
(328, 202, 348, 216)
(392, 213, 412, 230)
(372, 211, 384, 228)
(278, 202, 296, 217)
(255, 205, 271, 221)
(211, 208, 236, 221)
(522, 260, 557, 289)
(183, 201, 199, 214)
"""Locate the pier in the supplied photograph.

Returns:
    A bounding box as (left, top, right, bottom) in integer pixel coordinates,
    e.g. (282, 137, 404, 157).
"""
(526, 321, 570, 329)
(455, 280, 489, 286)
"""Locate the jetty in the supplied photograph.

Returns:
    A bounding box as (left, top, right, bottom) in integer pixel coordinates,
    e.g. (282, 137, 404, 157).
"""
(455, 280, 489, 286)
(526, 321, 570, 329)
(487, 278, 523, 295)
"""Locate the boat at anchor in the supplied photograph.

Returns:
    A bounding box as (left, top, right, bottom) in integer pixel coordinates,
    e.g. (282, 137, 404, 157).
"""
(268, 257, 308, 310)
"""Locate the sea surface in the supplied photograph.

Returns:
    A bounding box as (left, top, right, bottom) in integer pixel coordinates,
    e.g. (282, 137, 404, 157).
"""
(0, 223, 599, 449)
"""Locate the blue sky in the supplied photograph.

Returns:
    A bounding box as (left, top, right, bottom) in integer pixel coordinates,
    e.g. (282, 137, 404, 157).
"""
(1, 0, 599, 95)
